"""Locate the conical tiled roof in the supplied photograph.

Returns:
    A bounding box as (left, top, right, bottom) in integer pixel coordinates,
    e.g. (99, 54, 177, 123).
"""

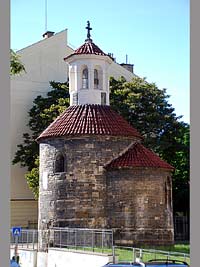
(37, 104, 143, 141)
(105, 142, 174, 170)
(64, 41, 107, 60)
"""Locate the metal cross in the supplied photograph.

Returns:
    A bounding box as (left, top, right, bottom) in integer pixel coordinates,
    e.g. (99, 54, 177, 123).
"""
(85, 21, 92, 41)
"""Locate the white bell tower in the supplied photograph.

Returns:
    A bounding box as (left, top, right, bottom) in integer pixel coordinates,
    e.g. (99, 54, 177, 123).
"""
(64, 21, 112, 106)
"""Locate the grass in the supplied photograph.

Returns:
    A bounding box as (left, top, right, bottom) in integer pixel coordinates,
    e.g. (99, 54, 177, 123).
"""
(116, 244, 190, 265)
(62, 243, 190, 265)
(138, 244, 190, 254)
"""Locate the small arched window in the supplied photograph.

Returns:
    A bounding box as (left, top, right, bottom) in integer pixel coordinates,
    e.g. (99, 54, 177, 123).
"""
(167, 176, 172, 209)
(94, 69, 99, 89)
(55, 153, 65, 173)
(165, 177, 172, 209)
(82, 68, 88, 89)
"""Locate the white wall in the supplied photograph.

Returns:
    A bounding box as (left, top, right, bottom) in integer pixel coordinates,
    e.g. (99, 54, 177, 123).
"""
(109, 60, 137, 81)
(11, 248, 113, 267)
(10, 248, 37, 267)
(11, 29, 74, 200)
(47, 249, 112, 267)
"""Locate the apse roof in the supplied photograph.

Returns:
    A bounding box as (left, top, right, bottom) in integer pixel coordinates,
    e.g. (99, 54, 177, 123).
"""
(37, 104, 142, 141)
(64, 41, 107, 60)
(104, 142, 174, 171)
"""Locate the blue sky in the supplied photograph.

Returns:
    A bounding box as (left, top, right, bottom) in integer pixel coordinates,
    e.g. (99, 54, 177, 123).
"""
(11, 0, 190, 123)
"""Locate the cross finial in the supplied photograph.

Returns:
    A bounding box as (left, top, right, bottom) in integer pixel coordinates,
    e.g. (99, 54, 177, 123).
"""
(85, 21, 92, 42)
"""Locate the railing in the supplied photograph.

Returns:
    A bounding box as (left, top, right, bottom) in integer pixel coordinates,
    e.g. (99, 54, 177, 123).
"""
(112, 246, 190, 265)
(9, 228, 190, 265)
(51, 227, 113, 252)
(10, 229, 38, 250)
(174, 216, 190, 242)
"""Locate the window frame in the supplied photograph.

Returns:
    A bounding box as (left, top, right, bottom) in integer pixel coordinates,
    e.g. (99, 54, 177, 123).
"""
(82, 67, 89, 89)
(54, 152, 66, 173)
(94, 69, 99, 89)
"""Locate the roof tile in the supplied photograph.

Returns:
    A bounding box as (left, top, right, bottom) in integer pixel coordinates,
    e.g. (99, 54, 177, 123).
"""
(104, 142, 174, 171)
(64, 41, 107, 60)
(37, 104, 143, 141)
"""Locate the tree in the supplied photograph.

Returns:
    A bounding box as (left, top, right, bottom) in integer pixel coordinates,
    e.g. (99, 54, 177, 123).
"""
(13, 77, 189, 216)
(25, 157, 39, 199)
(161, 124, 190, 215)
(109, 76, 189, 215)
(10, 49, 25, 75)
(12, 81, 69, 196)
(109, 76, 183, 150)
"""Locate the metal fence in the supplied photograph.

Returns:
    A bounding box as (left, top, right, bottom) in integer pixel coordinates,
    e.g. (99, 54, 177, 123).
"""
(10, 229, 38, 250)
(10, 228, 190, 265)
(51, 227, 114, 252)
(112, 246, 190, 265)
(174, 216, 189, 242)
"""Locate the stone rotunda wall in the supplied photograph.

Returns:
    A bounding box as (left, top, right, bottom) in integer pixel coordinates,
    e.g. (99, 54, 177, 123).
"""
(38, 134, 174, 250)
(38, 135, 139, 250)
(106, 168, 174, 245)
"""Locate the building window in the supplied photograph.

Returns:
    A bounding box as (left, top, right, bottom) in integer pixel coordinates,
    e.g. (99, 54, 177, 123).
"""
(72, 93, 78, 105)
(101, 92, 106, 105)
(55, 153, 65, 173)
(165, 177, 172, 209)
(82, 68, 88, 89)
(167, 176, 172, 209)
(94, 69, 99, 89)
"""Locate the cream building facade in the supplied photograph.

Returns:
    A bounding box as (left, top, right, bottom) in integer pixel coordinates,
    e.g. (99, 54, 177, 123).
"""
(11, 28, 137, 228)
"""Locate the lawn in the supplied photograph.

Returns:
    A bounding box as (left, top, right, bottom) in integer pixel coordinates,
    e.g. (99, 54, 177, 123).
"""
(64, 243, 190, 264)
(138, 244, 190, 254)
(111, 244, 190, 265)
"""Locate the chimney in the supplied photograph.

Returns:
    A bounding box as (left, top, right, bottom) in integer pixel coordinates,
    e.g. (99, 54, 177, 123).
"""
(42, 31, 55, 39)
(108, 53, 116, 62)
(120, 63, 134, 73)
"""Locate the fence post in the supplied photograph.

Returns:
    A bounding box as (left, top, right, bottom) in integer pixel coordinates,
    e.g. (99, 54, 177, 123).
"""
(33, 230, 35, 250)
(60, 229, 62, 248)
(75, 229, 77, 249)
(21, 231, 23, 248)
(111, 230, 114, 248)
(83, 230, 85, 250)
(92, 230, 94, 252)
(112, 246, 115, 264)
(167, 251, 169, 260)
(139, 248, 142, 261)
(27, 230, 29, 248)
(133, 248, 136, 262)
(101, 231, 104, 253)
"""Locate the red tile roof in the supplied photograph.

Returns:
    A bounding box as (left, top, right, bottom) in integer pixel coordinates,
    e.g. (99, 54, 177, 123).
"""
(64, 41, 107, 60)
(37, 104, 143, 141)
(105, 142, 174, 171)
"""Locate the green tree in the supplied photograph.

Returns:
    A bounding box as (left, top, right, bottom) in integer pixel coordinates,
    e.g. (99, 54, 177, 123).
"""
(12, 81, 69, 196)
(10, 49, 25, 75)
(161, 124, 190, 215)
(109, 76, 183, 150)
(25, 157, 40, 199)
(13, 77, 189, 216)
(109, 76, 189, 215)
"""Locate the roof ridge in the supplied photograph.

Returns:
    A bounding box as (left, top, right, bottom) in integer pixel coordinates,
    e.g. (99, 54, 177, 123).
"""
(105, 142, 137, 167)
(104, 142, 174, 171)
